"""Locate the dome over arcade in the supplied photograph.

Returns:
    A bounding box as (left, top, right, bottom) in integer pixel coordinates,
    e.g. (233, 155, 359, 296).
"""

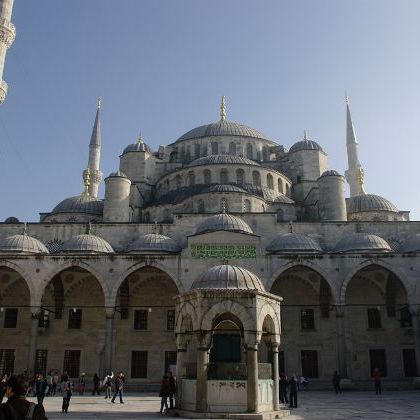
(0, 234, 49, 254)
(267, 233, 322, 253)
(51, 193, 103, 216)
(289, 131, 323, 154)
(195, 213, 254, 235)
(192, 264, 264, 291)
(334, 233, 391, 253)
(122, 132, 152, 155)
(399, 234, 420, 253)
(187, 154, 259, 168)
(346, 194, 399, 214)
(61, 234, 114, 254)
(127, 233, 181, 253)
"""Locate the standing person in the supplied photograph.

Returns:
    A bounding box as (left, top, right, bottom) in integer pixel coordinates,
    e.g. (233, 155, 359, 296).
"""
(168, 371, 177, 409)
(60, 371, 69, 396)
(78, 372, 86, 395)
(62, 379, 73, 413)
(332, 371, 342, 394)
(51, 371, 59, 396)
(279, 374, 288, 405)
(92, 373, 100, 396)
(372, 368, 382, 395)
(288, 375, 298, 409)
(111, 372, 124, 404)
(0, 374, 47, 419)
(0, 375, 8, 404)
(45, 371, 52, 396)
(103, 372, 113, 399)
(159, 375, 170, 414)
(35, 374, 47, 406)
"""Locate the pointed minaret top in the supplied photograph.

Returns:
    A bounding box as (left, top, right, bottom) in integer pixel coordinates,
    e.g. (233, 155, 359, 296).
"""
(220, 96, 227, 122)
(90, 99, 101, 147)
(137, 129, 143, 144)
(346, 95, 357, 145)
(97, 96, 102, 110)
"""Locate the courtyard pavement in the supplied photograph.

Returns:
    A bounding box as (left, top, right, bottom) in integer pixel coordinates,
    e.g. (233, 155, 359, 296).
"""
(28, 390, 420, 419)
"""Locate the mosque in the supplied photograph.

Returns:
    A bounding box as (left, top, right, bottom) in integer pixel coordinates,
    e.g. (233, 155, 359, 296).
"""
(0, 0, 419, 406)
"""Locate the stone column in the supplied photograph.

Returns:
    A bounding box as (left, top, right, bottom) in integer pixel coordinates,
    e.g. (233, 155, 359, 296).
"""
(410, 305, 420, 376)
(176, 346, 187, 409)
(335, 305, 347, 377)
(247, 343, 259, 413)
(272, 344, 280, 411)
(27, 308, 40, 372)
(104, 309, 115, 375)
(195, 346, 209, 412)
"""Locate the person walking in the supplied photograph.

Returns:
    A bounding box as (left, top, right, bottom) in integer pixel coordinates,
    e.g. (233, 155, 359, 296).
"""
(92, 373, 100, 396)
(111, 372, 124, 404)
(332, 371, 342, 394)
(0, 374, 47, 419)
(60, 371, 69, 397)
(62, 379, 73, 413)
(279, 374, 288, 404)
(103, 372, 113, 399)
(159, 375, 170, 414)
(372, 368, 382, 395)
(168, 371, 177, 409)
(77, 372, 86, 395)
(288, 375, 298, 409)
(0, 375, 8, 404)
(45, 371, 52, 397)
(34, 373, 47, 406)
(51, 371, 59, 396)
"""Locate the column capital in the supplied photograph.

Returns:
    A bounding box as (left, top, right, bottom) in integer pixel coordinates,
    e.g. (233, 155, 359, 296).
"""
(30, 307, 42, 318)
(271, 343, 280, 353)
(105, 307, 116, 318)
(246, 343, 259, 352)
(335, 306, 345, 318)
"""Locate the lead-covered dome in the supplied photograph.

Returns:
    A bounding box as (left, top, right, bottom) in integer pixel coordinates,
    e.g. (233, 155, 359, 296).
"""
(334, 233, 391, 253)
(289, 138, 323, 153)
(122, 141, 151, 155)
(192, 264, 264, 291)
(61, 234, 114, 254)
(346, 194, 399, 213)
(127, 233, 181, 253)
(0, 234, 49, 254)
(319, 170, 342, 178)
(51, 193, 103, 216)
(195, 213, 253, 235)
(187, 154, 259, 167)
(267, 233, 322, 253)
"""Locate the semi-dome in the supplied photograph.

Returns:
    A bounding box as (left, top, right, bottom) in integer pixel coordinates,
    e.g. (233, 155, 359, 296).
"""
(4, 216, 20, 223)
(51, 193, 103, 216)
(0, 234, 49, 254)
(127, 233, 181, 253)
(334, 233, 391, 253)
(61, 234, 114, 254)
(195, 213, 253, 235)
(187, 154, 259, 167)
(319, 170, 342, 178)
(192, 264, 264, 291)
(346, 194, 399, 213)
(289, 138, 323, 154)
(399, 234, 420, 253)
(267, 233, 322, 253)
(176, 120, 272, 143)
(203, 184, 248, 194)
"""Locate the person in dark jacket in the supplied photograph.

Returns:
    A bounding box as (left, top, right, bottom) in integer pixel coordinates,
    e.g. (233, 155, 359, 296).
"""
(159, 375, 170, 414)
(279, 374, 288, 404)
(0, 375, 8, 404)
(288, 375, 298, 408)
(35, 374, 48, 406)
(332, 371, 342, 394)
(62, 380, 73, 413)
(168, 371, 177, 409)
(111, 372, 124, 404)
(372, 368, 382, 394)
(0, 374, 47, 419)
(92, 374, 100, 396)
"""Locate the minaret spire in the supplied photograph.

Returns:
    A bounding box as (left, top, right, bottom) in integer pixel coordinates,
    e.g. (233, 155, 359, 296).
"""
(0, 0, 16, 104)
(344, 95, 364, 197)
(220, 96, 227, 122)
(83, 98, 103, 198)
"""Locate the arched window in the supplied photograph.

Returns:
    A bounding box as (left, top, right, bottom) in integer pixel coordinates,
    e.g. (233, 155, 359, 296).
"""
(220, 198, 228, 213)
(229, 142, 237, 155)
(211, 142, 219, 154)
(175, 174, 182, 189)
(186, 145, 191, 162)
(236, 168, 245, 185)
(143, 212, 150, 223)
(277, 208, 284, 222)
(220, 168, 229, 184)
(169, 151, 178, 162)
(267, 173, 274, 189)
(194, 143, 201, 159)
(197, 199, 205, 213)
(203, 169, 212, 184)
(252, 171, 261, 187)
(262, 146, 270, 161)
(187, 171, 195, 186)
(165, 179, 170, 192)
(180, 146, 186, 162)
(286, 184, 290, 196)
(246, 143, 253, 159)
(278, 178, 283, 193)
(243, 199, 251, 212)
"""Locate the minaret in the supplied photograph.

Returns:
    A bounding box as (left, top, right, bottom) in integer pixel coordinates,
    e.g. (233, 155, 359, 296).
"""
(0, 0, 16, 104)
(220, 95, 227, 121)
(83, 98, 103, 198)
(344, 96, 364, 197)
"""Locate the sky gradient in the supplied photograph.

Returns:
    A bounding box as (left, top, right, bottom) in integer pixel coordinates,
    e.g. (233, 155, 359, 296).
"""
(1, 0, 419, 221)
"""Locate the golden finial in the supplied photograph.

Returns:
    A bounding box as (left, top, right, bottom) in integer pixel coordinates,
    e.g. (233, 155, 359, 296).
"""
(220, 96, 227, 122)
(137, 129, 143, 144)
(97, 96, 102, 110)
(357, 166, 365, 195)
(345, 93, 349, 105)
(83, 167, 91, 195)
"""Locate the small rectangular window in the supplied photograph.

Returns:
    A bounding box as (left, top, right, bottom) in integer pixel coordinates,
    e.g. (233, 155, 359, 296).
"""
(367, 308, 381, 329)
(0, 349, 15, 375)
(4, 308, 18, 328)
(301, 309, 315, 330)
(131, 351, 148, 378)
(35, 350, 48, 375)
(63, 350, 80, 378)
(134, 310, 148, 330)
(68, 309, 82, 329)
(400, 307, 412, 328)
(167, 310, 175, 331)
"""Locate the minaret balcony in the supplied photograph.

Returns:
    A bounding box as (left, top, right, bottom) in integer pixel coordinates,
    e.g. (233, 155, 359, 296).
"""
(0, 17, 15, 48)
(0, 80, 8, 104)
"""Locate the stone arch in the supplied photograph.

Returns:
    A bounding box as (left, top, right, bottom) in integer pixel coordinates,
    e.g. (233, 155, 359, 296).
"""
(187, 171, 195, 186)
(176, 301, 199, 332)
(277, 178, 283, 194)
(0, 261, 35, 305)
(203, 169, 212, 184)
(236, 168, 245, 185)
(252, 171, 261, 187)
(257, 303, 281, 339)
(246, 143, 253, 159)
(267, 173, 274, 190)
(220, 168, 229, 184)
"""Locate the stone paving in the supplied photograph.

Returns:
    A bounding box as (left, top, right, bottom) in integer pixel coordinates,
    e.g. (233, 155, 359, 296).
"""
(27, 391, 420, 419)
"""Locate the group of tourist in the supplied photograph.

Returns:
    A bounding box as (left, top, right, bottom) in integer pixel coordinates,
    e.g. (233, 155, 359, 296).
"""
(279, 374, 307, 408)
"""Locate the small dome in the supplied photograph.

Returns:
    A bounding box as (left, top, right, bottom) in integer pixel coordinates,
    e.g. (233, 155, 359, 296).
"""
(203, 184, 247, 194)
(196, 213, 253, 235)
(61, 234, 114, 254)
(346, 194, 399, 213)
(0, 234, 49, 254)
(289, 139, 323, 153)
(176, 120, 271, 143)
(107, 170, 128, 178)
(122, 141, 151, 155)
(319, 170, 342, 178)
(399, 234, 420, 252)
(4, 217, 20, 223)
(267, 233, 322, 253)
(192, 264, 264, 291)
(52, 193, 103, 216)
(187, 154, 259, 167)
(334, 233, 391, 253)
(127, 233, 181, 253)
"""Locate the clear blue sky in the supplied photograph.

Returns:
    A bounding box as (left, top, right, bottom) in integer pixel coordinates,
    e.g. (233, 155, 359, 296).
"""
(1, 0, 420, 221)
